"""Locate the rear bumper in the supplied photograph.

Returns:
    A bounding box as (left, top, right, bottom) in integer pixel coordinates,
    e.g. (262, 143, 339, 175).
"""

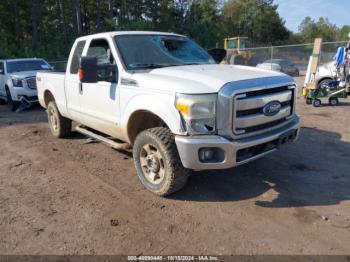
(175, 115, 300, 170)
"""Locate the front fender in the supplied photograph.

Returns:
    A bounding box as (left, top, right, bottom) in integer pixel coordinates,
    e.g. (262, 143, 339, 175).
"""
(121, 92, 185, 137)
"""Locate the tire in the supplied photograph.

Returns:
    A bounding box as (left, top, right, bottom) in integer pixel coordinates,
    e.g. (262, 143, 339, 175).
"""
(47, 100, 72, 138)
(318, 78, 332, 89)
(133, 127, 188, 196)
(313, 99, 322, 107)
(5, 87, 20, 112)
(329, 97, 339, 106)
(306, 97, 312, 105)
(0, 98, 6, 105)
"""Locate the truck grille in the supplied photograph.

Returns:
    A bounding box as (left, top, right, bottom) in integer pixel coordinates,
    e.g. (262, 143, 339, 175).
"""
(26, 77, 37, 89)
(233, 86, 295, 136)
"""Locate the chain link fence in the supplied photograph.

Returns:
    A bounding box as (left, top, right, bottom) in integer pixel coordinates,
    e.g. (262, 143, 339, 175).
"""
(226, 41, 347, 76)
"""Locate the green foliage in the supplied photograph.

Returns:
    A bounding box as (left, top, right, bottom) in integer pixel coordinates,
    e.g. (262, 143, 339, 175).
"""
(221, 0, 289, 46)
(0, 0, 348, 60)
(183, 0, 224, 48)
(298, 16, 347, 43)
(339, 25, 350, 40)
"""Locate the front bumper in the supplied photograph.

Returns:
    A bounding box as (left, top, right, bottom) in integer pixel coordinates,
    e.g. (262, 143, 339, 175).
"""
(175, 116, 300, 170)
(11, 86, 38, 102)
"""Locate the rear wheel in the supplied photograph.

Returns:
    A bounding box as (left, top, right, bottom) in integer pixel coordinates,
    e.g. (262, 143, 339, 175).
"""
(133, 127, 188, 196)
(47, 100, 72, 138)
(329, 97, 339, 106)
(306, 97, 312, 105)
(5, 87, 20, 111)
(313, 99, 322, 107)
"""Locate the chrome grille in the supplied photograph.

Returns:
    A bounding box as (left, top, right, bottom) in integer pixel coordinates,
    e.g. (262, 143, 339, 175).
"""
(233, 86, 295, 136)
(26, 77, 37, 89)
(217, 76, 297, 140)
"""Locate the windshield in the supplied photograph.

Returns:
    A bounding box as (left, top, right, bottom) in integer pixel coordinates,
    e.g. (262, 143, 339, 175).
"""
(114, 35, 216, 70)
(6, 60, 51, 73)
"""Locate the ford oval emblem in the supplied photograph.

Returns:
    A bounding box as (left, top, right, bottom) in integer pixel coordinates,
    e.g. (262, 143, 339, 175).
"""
(263, 101, 282, 116)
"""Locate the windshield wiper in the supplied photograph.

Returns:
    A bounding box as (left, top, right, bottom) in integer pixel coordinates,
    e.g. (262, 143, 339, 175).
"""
(183, 62, 207, 66)
(130, 63, 181, 69)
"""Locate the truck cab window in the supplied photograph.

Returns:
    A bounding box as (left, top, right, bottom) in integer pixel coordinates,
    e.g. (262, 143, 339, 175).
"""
(87, 39, 117, 83)
(87, 39, 116, 65)
(70, 41, 86, 74)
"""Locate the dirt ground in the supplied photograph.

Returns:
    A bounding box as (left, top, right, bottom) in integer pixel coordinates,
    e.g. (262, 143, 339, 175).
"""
(0, 77, 350, 255)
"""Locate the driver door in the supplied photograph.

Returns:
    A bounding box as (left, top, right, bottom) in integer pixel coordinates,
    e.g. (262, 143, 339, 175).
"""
(79, 38, 120, 137)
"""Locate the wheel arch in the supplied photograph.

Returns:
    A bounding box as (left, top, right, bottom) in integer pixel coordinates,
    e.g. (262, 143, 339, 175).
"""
(43, 89, 55, 107)
(317, 77, 333, 86)
(122, 93, 185, 145)
(127, 110, 170, 145)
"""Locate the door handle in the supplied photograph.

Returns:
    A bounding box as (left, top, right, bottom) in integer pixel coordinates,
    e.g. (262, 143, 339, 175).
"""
(79, 82, 83, 94)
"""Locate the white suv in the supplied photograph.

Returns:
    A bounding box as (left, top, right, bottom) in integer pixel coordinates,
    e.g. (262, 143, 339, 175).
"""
(0, 58, 52, 111)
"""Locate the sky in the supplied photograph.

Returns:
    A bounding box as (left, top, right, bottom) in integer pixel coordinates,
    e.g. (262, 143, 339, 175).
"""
(274, 0, 350, 32)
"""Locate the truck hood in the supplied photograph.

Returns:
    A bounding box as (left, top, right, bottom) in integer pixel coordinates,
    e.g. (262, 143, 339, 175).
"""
(131, 64, 287, 94)
(8, 71, 39, 79)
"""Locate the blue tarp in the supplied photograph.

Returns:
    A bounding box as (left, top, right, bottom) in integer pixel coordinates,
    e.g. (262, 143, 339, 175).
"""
(335, 47, 346, 66)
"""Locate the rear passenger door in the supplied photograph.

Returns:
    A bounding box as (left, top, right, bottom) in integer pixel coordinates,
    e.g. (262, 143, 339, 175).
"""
(79, 38, 120, 136)
(64, 40, 86, 120)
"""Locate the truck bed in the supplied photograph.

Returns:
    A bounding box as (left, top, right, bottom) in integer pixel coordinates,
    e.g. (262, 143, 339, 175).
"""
(36, 71, 67, 113)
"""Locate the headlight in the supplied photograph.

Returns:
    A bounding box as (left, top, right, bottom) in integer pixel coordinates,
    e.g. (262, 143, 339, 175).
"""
(12, 78, 24, 87)
(175, 93, 216, 134)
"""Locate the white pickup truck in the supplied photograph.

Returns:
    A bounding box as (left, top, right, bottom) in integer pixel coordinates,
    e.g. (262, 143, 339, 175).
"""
(0, 58, 52, 111)
(37, 31, 300, 196)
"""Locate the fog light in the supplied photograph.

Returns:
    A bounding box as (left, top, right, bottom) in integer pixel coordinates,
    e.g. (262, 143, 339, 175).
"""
(199, 148, 214, 162)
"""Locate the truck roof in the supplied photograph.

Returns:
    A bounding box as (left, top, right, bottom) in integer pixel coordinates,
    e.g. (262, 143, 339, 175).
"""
(75, 31, 185, 41)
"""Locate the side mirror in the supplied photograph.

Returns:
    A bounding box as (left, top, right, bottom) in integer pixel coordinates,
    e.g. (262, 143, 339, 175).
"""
(79, 56, 98, 83)
(208, 48, 227, 63)
(0, 69, 4, 75)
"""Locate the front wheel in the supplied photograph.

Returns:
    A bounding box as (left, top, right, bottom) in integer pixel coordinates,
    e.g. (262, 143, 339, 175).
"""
(329, 97, 339, 106)
(0, 98, 6, 105)
(133, 127, 188, 196)
(6, 87, 20, 111)
(313, 99, 322, 107)
(47, 101, 72, 138)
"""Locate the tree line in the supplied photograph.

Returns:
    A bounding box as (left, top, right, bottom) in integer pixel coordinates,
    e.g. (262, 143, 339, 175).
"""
(0, 0, 349, 60)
